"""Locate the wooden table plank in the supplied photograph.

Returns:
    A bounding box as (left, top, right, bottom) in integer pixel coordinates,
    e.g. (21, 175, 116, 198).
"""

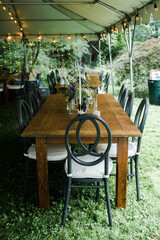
(21, 94, 141, 209)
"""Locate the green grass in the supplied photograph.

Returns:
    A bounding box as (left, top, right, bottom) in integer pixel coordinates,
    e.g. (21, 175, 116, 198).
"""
(0, 97, 160, 240)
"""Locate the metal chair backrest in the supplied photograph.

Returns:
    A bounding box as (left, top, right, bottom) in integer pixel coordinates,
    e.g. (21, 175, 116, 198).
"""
(118, 83, 126, 103)
(119, 88, 128, 109)
(125, 91, 135, 117)
(104, 73, 110, 93)
(33, 85, 43, 107)
(65, 114, 112, 176)
(99, 70, 104, 83)
(17, 99, 33, 133)
(132, 98, 149, 146)
(28, 92, 40, 116)
(47, 74, 53, 94)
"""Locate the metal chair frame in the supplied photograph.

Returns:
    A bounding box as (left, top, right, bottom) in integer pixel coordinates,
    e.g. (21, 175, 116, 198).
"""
(28, 92, 40, 116)
(119, 88, 128, 109)
(125, 91, 135, 118)
(61, 114, 113, 227)
(118, 83, 126, 104)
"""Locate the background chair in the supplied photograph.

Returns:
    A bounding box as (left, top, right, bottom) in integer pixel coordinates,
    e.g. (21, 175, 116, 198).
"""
(95, 99, 149, 201)
(33, 85, 43, 107)
(118, 83, 126, 104)
(28, 92, 40, 116)
(61, 114, 113, 227)
(99, 70, 104, 83)
(104, 72, 110, 93)
(47, 73, 57, 94)
(17, 99, 68, 198)
(125, 92, 135, 117)
(119, 88, 128, 109)
(7, 69, 26, 99)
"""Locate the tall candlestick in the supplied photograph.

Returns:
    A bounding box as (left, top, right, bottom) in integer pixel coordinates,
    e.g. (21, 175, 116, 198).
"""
(79, 60, 81, 106)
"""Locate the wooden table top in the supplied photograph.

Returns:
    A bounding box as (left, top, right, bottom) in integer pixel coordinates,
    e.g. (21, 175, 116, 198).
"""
(86, 75, 102, 88)
(0, 75, 14, 84)
(21, 94, 141, 142)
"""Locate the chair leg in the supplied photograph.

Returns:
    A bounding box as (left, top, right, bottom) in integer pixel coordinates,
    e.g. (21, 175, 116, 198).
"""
(61, 177, 71, 226)
(96, 182, 100, 201)
(61, 163, 66, 198)
(104, 178, 113, 227)
(135, 157, 140, 201)
(130, 158, 133, 179)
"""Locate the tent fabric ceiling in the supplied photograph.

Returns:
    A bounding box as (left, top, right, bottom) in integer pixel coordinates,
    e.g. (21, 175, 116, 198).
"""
(0, 0, 159, 41)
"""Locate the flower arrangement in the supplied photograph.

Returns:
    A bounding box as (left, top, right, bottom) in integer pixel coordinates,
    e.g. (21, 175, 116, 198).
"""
(65, 82, 77, 102)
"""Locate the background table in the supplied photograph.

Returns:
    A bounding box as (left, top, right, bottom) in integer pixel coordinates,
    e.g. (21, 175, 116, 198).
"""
(0, 75, 14, 104)
(21, 94, 141, 210)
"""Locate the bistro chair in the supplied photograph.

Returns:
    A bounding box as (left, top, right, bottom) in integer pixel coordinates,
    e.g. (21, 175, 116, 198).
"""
(104, 72, 110, 93)
(118, 83, 126, 104)
(17, 99, 68, 197)
(119, 88, 128, 109)
(125, 91, 135, 118)
(95, 99, 149, 201)
(61, 114, 113, 227)
(7, 69, 26, 99)
(99, 70, 104, 83)
(47, 74, 57, 94)
(28, 92, 40, 116)
(33, 85, 43, 107)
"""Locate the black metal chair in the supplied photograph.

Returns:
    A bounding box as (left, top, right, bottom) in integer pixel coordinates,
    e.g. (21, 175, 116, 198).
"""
(33, 85, 43, 107)
(28, 92, 40, 116)
(118, 83, 126, 104)
(96, 99, 149, 201)
(99, 70, 104, 83)
(119, 88, 128, 109)
(17, 99, 68, 198)
(125, 91, 135, 118)
(47, 74, 57, 94)
(61, 114, 113, 227)
(104, 72, 110, 93)
(7, 69, 26, 98)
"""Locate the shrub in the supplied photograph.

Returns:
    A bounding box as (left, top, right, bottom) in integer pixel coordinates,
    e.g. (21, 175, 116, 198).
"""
(113, 38, 160, 97)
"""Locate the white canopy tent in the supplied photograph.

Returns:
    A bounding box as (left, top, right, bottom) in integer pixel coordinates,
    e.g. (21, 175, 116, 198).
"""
(0, 0, 160, 41)
(0, 0, 160, 91)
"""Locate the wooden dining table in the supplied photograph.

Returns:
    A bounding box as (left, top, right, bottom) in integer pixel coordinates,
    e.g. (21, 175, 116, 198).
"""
(0, 75, 15, 104)
(21, 93, 141, 210)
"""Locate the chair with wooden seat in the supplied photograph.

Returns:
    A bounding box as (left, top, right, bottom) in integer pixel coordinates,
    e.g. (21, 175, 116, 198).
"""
(118, 83, 126, 104)
(95, 99, 149, 201)
(17, 99, 68, 197)
(61, 114, 113, 227)
(125, 91, 135, 118)
(119, 87, 128, 109)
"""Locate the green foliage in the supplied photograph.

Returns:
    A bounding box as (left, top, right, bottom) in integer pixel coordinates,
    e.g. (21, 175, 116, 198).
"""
(0, 99, 160, 240)
(113, 38, 160, 97)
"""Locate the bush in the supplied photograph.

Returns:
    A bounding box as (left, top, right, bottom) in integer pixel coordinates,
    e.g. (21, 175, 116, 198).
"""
(113, 38, 160, 97)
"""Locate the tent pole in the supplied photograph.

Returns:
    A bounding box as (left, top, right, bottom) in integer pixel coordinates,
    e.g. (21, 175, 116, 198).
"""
(128, 22, 133, 92)
(99, 40, 101, 73)
(108, 33, 114, 95)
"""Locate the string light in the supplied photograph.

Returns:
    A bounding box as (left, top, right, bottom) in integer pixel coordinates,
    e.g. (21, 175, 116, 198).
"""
(38, 35, 42, 40)
(8, 11, 12, 16)
(3, 6, 6, 10)
(7, 35, 11, 40)
(14, 20, 17, 23)
(154, 3, 159, 12)
(82, 35, 86, 39)
(10, 16, 13, 20)
(136, 13, 140, 21)
(67, 35, 71, 40)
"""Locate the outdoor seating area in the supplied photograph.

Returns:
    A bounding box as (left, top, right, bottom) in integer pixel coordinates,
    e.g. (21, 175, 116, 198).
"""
(0, 0, 160, 239)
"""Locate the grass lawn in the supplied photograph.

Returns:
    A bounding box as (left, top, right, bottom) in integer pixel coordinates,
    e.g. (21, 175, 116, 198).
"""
(0, 97, 160, 240)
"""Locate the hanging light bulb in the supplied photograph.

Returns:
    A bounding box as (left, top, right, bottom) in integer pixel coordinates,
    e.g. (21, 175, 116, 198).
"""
(14, 20, 17, 23)
(7, 35, 11, 40)
(11, 16, 13, 20)
(67, 35, 71, 40)
(136, 13, 140, 21)
(8, 11, 12, 16)
(38, 35, 42, 40)
(82, 34, 86, 39)
(3, 6, 6, 10)
(154, 3, 159, 12)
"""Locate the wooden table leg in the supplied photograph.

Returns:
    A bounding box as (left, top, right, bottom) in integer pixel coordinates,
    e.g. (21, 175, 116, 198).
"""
(3, 82, 8, 105)
(36, 137, 50, 210)
(116, 137, 128, 208)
